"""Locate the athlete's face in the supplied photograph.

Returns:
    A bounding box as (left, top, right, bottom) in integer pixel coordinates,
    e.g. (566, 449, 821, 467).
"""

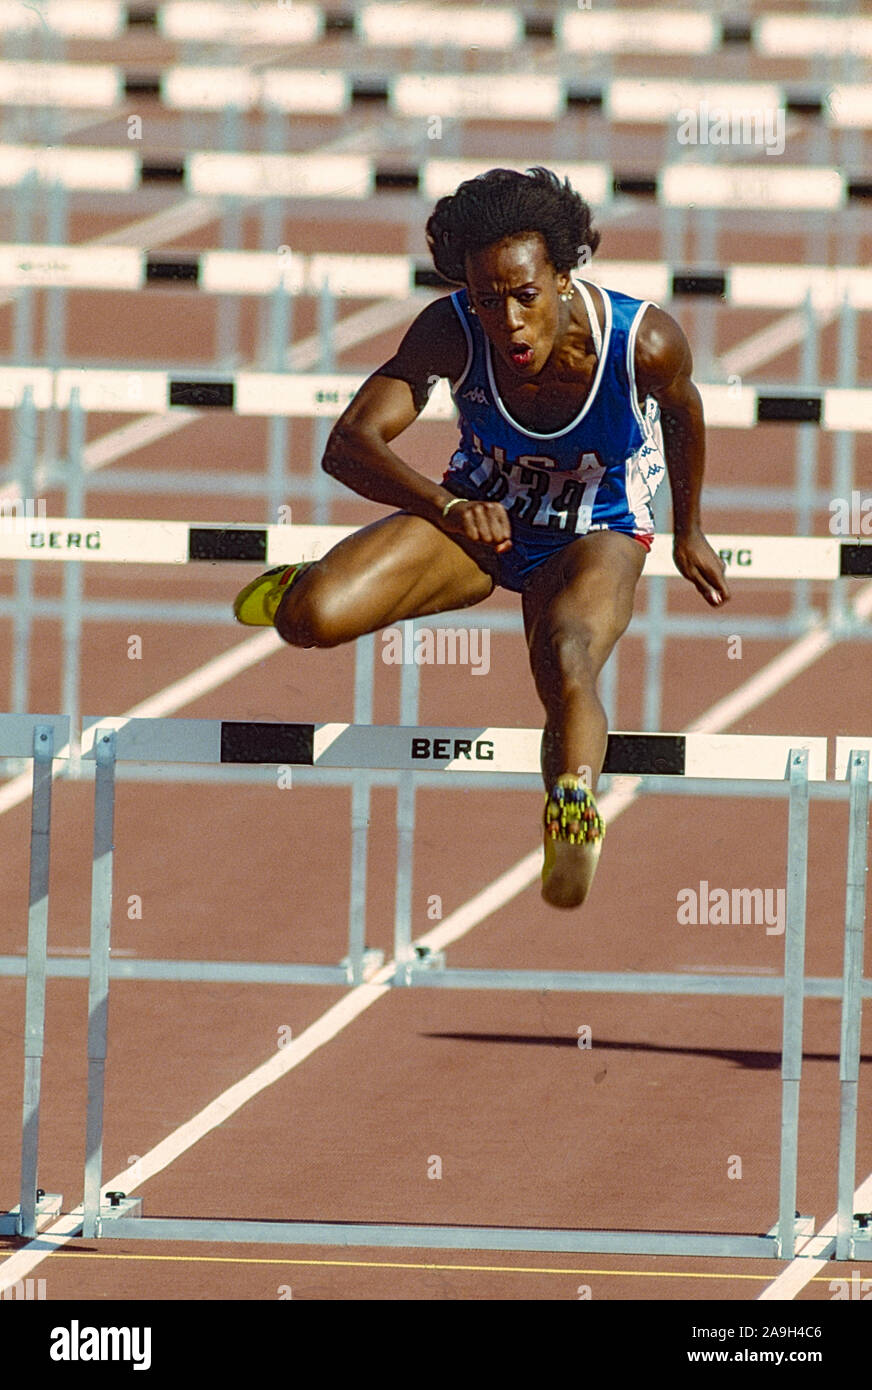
(464, 233, 571, 378)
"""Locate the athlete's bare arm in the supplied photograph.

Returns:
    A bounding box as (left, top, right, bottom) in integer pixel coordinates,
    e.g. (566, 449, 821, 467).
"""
(323, 296, 512, 552)
(634, 305, 730, 607)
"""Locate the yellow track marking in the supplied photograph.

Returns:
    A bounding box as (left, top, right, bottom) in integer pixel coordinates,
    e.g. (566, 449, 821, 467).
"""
(7, 1249, 863, 1281)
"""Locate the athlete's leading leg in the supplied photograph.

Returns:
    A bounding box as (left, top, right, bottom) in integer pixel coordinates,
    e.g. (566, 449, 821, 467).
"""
(273, 512, 496, 648)
(522, 529, 646, 909)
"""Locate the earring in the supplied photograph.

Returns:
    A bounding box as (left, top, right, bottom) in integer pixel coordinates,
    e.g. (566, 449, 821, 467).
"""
(560, 290, 573, 302)
(468, 304, 477, 314)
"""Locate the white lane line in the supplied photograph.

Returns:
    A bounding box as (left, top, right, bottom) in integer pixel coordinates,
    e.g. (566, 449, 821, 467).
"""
(115, 973, 393, 1186)
(0, 975, 393, 1289)
(106, 630, 284, 719)
(414, 776, 643, 956)
(717, 307, 841, 379)
(88, 197, 225, 251)
(758, 1173, 872, 1300)
(686, 577, 872, 742)
(685, 626, 835, 735)
(3, 573, 865, 1289)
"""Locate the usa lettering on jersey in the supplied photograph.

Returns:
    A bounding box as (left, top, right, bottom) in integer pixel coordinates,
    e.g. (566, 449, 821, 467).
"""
(462, 433, 606, 532)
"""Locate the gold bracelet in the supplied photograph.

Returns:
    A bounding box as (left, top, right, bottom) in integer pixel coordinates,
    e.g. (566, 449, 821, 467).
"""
(441, 497, 466, 519)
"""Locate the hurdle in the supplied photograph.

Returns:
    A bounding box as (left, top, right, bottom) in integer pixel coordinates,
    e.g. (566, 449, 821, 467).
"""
(51, 716, 869, 1259)
(4, 369, 872, 429)
(3, 246, 872, 312)
(1, 60, 870, 129)
(2, 143, 868, 210)
(2, 520, 868, 802)
(1, 519, 870, 578)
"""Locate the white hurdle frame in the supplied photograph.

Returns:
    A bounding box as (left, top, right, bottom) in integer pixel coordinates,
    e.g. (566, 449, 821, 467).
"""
(62, 718, 871, 1259)
(0, 144, 866, 211)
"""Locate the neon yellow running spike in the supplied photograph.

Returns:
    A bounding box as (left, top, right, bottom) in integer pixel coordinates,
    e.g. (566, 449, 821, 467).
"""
(544, 774, 605, 846)
(233, 562, 311, 627)
(541, 773, 605, 910)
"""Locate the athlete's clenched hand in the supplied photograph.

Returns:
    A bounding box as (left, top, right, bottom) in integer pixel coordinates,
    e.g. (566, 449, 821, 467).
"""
(441, 498, 513, 554)
(673, 527, 730, 606)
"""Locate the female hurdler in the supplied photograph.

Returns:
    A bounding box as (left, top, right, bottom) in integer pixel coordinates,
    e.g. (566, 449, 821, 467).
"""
(234, 167, 730, 909)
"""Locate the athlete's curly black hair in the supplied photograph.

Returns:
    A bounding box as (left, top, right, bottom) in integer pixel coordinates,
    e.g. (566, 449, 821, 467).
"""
(425, 166, 600, 285)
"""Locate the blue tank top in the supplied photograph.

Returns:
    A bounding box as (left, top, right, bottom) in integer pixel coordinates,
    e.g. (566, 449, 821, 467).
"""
(444, 280, 665, 538)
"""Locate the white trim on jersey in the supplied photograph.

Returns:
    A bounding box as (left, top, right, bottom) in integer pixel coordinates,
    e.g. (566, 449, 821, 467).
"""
(573, 277, 603, 358)
(625, 298, 666, 536)
(626, 299, 656, 429)
(482, 290, 614, 441)
(448, 291, 475, 393)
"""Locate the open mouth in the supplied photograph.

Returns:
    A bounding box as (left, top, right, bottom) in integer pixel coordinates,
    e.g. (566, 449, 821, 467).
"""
(507, 343, 534, 368)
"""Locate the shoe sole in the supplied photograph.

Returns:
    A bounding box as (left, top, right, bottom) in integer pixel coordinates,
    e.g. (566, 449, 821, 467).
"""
(541, 836, 603, 909)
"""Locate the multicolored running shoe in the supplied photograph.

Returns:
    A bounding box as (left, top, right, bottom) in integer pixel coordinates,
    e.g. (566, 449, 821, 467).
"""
(541, 773, 605, 909)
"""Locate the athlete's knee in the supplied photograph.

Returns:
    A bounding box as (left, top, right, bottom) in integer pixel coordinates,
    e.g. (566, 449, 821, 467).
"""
(274, 572, 345, 648)
(545, 604, 631, 680)
(537, 624, 600, 690)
